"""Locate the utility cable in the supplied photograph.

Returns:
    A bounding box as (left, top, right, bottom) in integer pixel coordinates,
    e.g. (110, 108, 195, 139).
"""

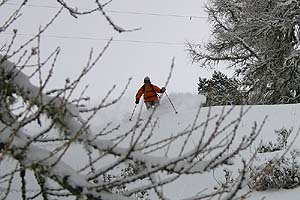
(4, 2, 207, 20)
(1, 32, 186, 46)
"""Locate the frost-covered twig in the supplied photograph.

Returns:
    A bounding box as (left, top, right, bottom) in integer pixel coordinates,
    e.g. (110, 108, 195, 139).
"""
(95, 0, 141, 33)
(56, 0, 112, 18)
(0, 0, 25, 32)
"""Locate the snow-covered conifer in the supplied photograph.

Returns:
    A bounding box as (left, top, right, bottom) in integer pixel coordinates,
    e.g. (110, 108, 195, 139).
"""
(189, 0, 300, 104)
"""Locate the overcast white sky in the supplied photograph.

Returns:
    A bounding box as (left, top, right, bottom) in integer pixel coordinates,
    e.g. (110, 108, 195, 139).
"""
(2, 0, 216, 100)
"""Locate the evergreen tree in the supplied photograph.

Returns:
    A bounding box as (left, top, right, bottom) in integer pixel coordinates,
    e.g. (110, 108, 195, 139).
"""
(189, 0, 300, 104)
(198, 71, 244, 106)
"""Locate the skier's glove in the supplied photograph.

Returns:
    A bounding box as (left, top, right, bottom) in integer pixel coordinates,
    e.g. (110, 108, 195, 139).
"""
(161, 87, 166, 93)
(135, 99, 139, 104)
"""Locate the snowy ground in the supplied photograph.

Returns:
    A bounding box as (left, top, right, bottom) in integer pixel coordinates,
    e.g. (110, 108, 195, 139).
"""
(91, 93, 300, 200)
(2, 92, 300, 199)
(88, 93, 300, 200)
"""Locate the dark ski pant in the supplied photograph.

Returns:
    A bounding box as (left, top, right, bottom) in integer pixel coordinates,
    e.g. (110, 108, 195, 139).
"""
(145, 100, 159, 110)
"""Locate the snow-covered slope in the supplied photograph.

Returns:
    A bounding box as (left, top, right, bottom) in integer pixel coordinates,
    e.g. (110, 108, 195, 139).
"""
(3, 92, 300, 199)
(89, 93, 300, 200)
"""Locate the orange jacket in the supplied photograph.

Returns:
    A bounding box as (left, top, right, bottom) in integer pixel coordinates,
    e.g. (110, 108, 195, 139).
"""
(136, 83, 162, 102)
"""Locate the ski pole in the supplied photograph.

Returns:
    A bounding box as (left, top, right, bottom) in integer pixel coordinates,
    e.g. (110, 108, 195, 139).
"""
(129, 104, 137, 121)
(165, 92, 178, 114)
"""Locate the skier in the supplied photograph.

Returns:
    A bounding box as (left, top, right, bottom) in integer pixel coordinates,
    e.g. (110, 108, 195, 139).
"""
(135, 76, 166, 110)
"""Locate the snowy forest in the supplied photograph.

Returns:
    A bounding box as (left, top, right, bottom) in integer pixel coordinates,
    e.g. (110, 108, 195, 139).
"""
(1, 0, 300, 200)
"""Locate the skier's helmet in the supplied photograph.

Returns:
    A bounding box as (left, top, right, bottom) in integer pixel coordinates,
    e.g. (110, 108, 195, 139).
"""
(144, 76, 151, 83)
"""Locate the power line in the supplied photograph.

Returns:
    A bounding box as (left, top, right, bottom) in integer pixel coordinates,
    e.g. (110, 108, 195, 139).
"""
(1, 32, 186, 46)
(5, 2, 58, 9)
(108, 10, 206, 19)
(4, 2, 207, 20)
